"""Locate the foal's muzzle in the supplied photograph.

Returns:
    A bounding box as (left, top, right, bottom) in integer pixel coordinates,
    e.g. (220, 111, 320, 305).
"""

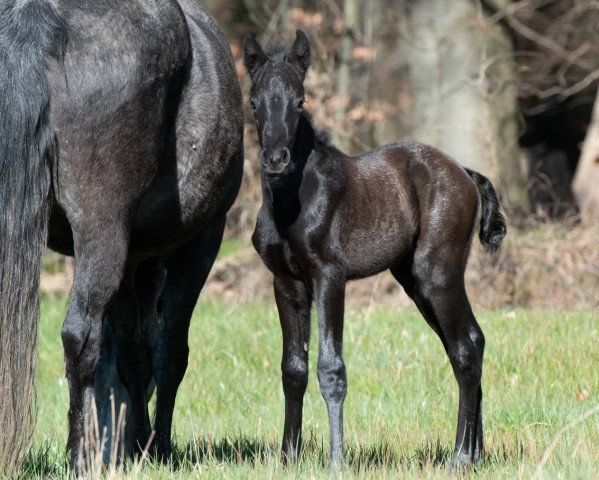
(261, 147, 291, 176)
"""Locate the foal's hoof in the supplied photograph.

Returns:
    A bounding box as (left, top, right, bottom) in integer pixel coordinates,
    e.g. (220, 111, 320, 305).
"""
(449, 451, 478, 474)
(327, 456, 347, 475)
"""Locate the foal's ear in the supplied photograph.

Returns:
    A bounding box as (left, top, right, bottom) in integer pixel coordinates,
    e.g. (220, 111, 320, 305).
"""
(243, 33, 268, 80)
(289, 30, 311, 79)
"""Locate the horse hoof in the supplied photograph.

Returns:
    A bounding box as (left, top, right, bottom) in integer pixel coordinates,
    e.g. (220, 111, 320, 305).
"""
(281, 449, 301, 465)
(327, 456, 347, 475)
(147, 440, 171, 464)
(449, 451, 477, 474)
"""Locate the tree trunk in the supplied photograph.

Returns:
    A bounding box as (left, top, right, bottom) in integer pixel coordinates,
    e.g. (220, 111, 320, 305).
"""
(407, 0, 528, 213)
(335, 0, 358, 150)
(572, 88, 599, 223)
(366, 0, 412, 146)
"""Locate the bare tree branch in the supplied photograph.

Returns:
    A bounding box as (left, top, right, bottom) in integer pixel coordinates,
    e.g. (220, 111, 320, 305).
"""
(506, 15, 595, 73)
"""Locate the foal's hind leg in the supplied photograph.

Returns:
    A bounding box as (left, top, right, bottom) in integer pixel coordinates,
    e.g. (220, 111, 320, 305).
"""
(273, 274, 312, 461)
(152, 218, 226, 459)
(392, 264, 484, 469)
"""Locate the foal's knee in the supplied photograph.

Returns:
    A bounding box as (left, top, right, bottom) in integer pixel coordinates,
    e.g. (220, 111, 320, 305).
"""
(282, 359, 308, 399)
(450, 327, 485, 384)
(317, 359, 347, 404)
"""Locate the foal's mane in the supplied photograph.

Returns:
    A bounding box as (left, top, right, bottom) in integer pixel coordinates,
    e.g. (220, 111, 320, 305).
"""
(301, 111, 344, 158)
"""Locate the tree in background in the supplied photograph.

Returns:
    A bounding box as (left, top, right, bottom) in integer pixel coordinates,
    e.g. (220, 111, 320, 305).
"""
(505, 0, 599, 221)
(407, 0, 527, 213)
(573, 88, 599, 223)
(335, 0, 358, 150)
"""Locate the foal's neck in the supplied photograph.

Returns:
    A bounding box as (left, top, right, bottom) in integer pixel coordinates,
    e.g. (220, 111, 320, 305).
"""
(263, 113, 315, 231)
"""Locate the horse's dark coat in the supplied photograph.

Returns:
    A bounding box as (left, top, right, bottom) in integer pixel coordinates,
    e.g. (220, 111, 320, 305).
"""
(244, 30, 506, 470)
(0, 0, 243, 470)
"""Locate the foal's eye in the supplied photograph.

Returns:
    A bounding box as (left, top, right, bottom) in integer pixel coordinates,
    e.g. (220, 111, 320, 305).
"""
(296, 99, 305, 110)
(250, 100, 257, 111)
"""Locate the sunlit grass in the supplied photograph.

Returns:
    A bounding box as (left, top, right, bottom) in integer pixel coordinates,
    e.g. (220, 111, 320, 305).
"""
(217, 237, 249, 258)
(23, 296, 598, 478)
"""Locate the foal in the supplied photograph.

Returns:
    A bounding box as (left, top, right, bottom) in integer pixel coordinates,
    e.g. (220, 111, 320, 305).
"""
(244, 31, 506, 470)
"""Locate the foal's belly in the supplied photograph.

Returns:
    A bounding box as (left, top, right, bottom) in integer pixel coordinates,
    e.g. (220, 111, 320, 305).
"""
(343, 225, 415, 279)
(340, 176, 417, 280)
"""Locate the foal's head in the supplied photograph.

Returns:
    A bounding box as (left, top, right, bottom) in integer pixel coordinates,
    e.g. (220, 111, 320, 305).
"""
(243, 30, 311, 177)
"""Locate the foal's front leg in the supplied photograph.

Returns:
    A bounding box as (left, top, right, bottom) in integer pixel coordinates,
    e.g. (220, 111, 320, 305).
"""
(274, 275, 312, 461)
(313, 269, 347, 468)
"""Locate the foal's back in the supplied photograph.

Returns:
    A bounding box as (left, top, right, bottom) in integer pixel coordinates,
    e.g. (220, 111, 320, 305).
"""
(309, 140, 479, 279)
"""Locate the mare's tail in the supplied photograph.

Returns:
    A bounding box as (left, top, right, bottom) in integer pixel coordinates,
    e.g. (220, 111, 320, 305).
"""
(0, 1, 66, 471)
(465, 168, 507, 253)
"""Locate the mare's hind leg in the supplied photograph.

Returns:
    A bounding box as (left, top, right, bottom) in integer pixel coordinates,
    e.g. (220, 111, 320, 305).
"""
(152, 218, 226, 459)
(61, 229, 129, 469)
(392, 264, 484, 469)
(94, 258, 165, 463)
(273, 274, 312, 461)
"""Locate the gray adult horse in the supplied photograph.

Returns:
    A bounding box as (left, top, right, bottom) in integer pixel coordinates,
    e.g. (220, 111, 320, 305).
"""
(0, 0, 243, 472)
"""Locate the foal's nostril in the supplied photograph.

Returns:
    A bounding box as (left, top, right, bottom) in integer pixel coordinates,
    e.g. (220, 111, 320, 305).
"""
(261, 147, 291, 174)
(279, 147, 290, 166)
(269, 148, 289, 164)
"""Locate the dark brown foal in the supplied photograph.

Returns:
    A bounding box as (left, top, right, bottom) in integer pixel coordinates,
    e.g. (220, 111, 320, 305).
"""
(244, 30, 506, 470)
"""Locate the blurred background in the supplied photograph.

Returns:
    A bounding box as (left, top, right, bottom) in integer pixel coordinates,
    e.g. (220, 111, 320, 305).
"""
(43, 0, 599, 309)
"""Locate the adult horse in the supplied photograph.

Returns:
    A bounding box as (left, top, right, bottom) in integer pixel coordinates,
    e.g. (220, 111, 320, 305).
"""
(0, 0, 243, 471)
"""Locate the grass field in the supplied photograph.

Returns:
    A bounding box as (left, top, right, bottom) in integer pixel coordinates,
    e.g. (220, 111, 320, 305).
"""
(20, 295, 598, 478)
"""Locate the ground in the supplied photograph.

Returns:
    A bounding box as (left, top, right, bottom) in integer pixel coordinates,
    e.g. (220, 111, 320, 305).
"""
(21, 296, 598, 479)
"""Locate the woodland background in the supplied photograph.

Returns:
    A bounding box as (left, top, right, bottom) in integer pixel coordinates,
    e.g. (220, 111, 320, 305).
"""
(43, 0, 599, 309)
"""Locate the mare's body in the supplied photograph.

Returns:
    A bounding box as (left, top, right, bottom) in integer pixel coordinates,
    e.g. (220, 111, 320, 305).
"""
(244, 31, 506, 470)
(0, 0, 243, 470)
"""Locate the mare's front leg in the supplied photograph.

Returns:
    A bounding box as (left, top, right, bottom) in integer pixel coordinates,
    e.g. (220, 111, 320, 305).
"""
(61, 229, 129, 471)
(273, 275, 312, 461)
(313, 269, 347, 468)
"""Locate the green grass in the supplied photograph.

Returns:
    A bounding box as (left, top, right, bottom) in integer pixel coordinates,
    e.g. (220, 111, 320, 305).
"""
(22, 297, 598, 478)
(217, 237, 248, 258)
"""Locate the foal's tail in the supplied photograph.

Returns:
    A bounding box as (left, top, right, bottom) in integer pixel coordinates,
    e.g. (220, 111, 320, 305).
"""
(0, 1, 66, 471)
(465, 168, 507, 253)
